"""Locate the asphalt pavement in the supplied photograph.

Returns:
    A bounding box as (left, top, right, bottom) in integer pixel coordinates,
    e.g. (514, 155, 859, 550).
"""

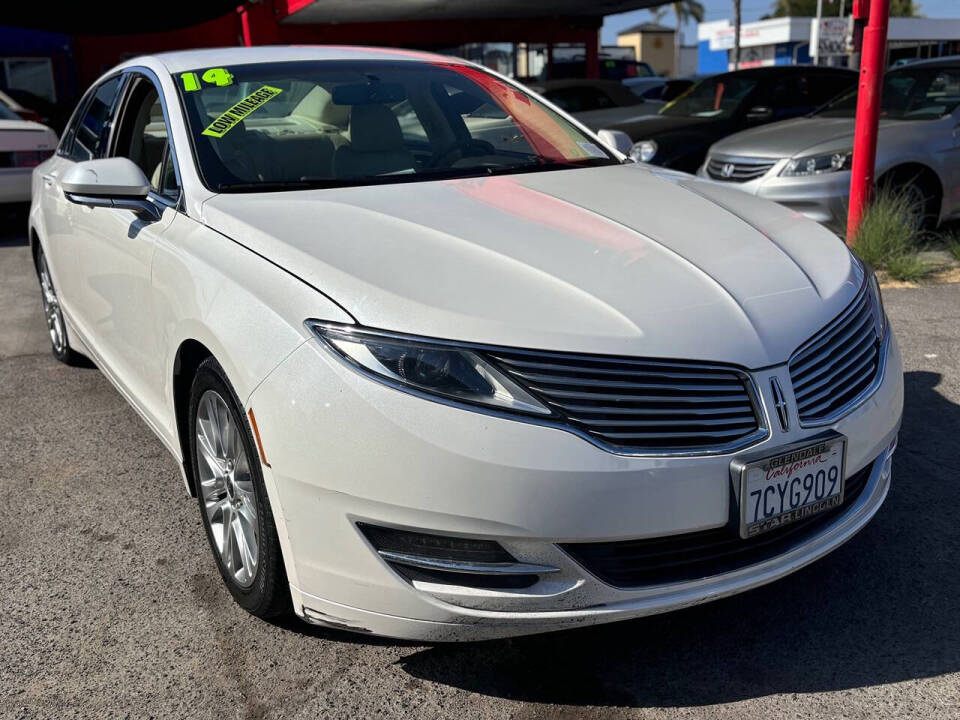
(1, 219, 958, 719)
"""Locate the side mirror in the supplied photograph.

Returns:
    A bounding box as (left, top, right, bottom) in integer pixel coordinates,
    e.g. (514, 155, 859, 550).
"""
(61, 157, 161, 221)
(746, 106, 774, 122)
(597, 129, 634, 156)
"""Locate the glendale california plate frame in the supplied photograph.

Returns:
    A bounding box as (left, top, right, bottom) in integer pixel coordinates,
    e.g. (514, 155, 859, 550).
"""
(730, 432, 847, 540)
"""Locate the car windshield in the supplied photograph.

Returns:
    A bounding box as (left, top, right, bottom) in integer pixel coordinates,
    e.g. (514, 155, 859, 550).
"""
(816, 66, 960, 119)
(658, 75, 758, 118)
(175, 60, 617, 192)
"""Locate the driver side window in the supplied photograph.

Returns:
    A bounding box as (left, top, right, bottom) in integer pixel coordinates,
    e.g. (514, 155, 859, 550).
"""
(112, 75, 181, 203)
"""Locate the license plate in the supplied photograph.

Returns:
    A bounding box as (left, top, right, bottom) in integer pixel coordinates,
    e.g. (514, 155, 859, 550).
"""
(736, 437, 846, 539)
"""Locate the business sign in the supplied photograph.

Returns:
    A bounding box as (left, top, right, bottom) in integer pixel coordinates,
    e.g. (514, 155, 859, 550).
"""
(814, 17, 851, 57)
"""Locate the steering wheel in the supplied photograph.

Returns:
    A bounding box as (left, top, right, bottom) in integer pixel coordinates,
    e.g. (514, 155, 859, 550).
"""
(428, 138, 497, 168)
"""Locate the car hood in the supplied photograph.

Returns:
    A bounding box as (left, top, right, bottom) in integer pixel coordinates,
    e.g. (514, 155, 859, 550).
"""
(711, 116, 904, 158)
(604, 114, 718, 138)
(573, 105, 662, 131)
(201, 164, 860, 368)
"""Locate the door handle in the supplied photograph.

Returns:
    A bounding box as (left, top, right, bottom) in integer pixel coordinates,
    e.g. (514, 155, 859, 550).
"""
(42, 173, 56, 186)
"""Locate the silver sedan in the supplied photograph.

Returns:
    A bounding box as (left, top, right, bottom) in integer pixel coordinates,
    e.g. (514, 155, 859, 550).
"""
(698, 56, 960, 232)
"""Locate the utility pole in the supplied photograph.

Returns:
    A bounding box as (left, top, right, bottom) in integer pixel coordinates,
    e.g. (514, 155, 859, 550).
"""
(813, 0, 824, 65)
(733, 0, 742, 70)
(847, 0, 891, 242)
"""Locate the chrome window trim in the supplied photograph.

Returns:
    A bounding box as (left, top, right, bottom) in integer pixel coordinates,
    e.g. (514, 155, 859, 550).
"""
(306, 320, 771, 459)
(119, 66, 185, 212)
(789, 280, 889, 428)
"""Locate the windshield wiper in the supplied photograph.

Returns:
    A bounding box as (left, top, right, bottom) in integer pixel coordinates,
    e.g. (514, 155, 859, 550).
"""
(215, 158, 619, 193)
(217, 180, 320, 192)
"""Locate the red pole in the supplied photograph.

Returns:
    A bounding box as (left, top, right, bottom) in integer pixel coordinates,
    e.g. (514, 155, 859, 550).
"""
(585, 30, 600, 80)
(238, 4, 253, 46)
(846, 0, 890, 243)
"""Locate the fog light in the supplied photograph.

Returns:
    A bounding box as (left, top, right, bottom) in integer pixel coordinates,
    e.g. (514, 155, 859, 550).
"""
(357, 522, 557, 590)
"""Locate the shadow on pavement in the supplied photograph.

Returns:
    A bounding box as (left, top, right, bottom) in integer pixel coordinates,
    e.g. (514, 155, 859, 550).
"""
(397, 370, 959, 707)
(0, 203, 30, 247)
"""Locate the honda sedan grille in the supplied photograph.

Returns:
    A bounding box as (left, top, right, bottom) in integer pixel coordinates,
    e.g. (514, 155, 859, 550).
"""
(487, 350, 765, 454)
(706, 156, 776, 183)
(788, 284, 883, 425)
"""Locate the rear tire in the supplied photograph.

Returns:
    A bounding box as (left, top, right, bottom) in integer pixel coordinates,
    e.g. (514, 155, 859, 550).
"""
(188, 356, 290, 618)
(36, 249, 84, 366)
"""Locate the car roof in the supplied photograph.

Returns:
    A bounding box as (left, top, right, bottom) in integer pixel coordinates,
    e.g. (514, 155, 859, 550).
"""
(710, 65, 856, 81)
(534, 78, 640, 91)
(893, 55, 960, 70)
(140, 45, 468, 73)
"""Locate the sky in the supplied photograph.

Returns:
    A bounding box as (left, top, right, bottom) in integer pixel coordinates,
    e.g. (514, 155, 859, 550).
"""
(601, 0, 959, 45)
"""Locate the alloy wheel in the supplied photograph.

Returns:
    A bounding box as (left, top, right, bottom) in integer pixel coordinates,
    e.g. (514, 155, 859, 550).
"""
(196, 390, 259, 587)
(38, 256, 66, 355)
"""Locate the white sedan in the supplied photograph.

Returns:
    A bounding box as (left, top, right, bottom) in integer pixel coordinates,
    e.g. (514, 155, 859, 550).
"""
(30, 47, 903, 641)
(0, 97, 57, 203)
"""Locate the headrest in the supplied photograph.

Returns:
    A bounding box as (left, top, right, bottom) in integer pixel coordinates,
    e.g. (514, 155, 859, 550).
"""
(348, 104, 405, 153)
(320, 99, 350, 128)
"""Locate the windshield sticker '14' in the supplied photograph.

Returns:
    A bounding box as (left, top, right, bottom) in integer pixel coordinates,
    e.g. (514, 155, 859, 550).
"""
(181, 68, 234, 92)
(201, 85, 284, 138)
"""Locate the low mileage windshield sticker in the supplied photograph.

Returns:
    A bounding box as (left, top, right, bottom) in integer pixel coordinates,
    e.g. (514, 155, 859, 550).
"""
(201, 85, 284, 138)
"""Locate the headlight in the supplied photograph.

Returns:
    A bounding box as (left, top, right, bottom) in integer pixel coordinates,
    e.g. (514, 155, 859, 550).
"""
(780, 150, 852, 177)
(307, 322, 551, 416)
(629, 140, 658, 163)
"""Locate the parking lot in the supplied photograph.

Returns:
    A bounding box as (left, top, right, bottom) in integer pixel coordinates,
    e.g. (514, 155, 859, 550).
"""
(1, 216, 958, 719)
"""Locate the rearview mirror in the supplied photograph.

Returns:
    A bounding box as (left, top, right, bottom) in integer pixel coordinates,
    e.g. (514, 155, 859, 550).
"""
(331, 82, 407, 106)
(61, 158, 161, 221)
(746, 105, 774, 122)
(596, 129, 634, 156)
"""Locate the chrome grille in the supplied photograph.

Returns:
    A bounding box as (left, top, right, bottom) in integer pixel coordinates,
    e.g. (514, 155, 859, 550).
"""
(788, 284, 883, 425)
(487, 350, 764, 454)
(706, 156, 776, 183)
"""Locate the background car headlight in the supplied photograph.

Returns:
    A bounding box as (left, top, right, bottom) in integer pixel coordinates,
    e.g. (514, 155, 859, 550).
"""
(307, 322, 551, 415)
(629, 140, 658, 163)
(780, 150, 852, 177)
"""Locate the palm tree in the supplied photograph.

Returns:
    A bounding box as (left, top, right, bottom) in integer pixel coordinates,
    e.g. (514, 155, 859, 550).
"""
(651, 2, 706, 76)
(670, 0, 705, 76)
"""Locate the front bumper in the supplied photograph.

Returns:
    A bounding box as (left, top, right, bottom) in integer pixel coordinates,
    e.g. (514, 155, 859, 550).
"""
(248, 333, 903, 641)
(696, 161, 851, 233)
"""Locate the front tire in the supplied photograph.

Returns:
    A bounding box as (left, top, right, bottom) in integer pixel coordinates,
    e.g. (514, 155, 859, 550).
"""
(189, 357, 290, 618)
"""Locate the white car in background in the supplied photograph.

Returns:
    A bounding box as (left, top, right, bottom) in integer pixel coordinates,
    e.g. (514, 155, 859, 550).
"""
(30, 47, 902, 641)
(0, 97, 57, 203)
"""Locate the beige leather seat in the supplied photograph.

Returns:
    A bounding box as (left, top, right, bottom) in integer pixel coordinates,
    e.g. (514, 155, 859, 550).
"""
(333, 104, 416, 179)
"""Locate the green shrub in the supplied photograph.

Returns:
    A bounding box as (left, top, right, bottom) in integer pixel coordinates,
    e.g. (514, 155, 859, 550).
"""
(852, 188, 922, 268)
(885, 254, 931, 282)
(946, 233, 960, 262)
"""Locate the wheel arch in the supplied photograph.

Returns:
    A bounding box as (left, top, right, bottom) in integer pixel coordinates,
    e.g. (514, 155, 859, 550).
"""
(172, 338, 216, 497)
(876, 162, 944, 220)
(29, 227, 42, 273)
